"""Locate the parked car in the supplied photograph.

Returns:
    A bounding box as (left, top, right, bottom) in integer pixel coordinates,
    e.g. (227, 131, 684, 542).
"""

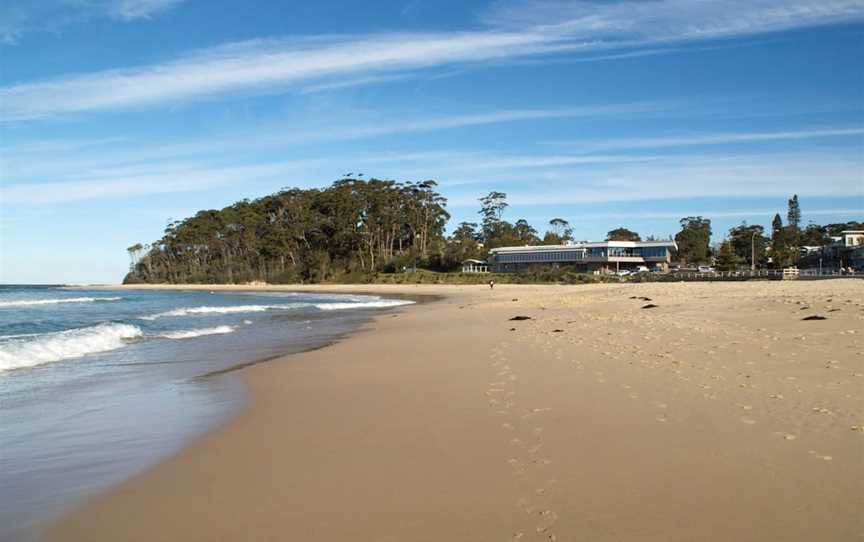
(697, 265, 716, 273)
(616, 269, 631, 276)
(635, 266, 650, 273)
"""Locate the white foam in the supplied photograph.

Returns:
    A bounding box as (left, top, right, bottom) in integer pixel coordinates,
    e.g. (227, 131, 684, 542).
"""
(0, 296, 122, 308)
(314, 300, 415, 310)
(0, 323, 143, 371)
(158, 326, 235, 339)
(140, 303, 308, 320)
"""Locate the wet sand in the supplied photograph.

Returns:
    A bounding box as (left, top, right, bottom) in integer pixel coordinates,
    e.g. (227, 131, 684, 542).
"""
(49, 281, 864, 541)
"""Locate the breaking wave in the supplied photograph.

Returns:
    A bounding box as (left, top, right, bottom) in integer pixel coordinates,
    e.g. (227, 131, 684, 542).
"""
(0, 296, 122, 308)
(142, 299, 414, 319)
(141, 303, 307, 320)
(314, 300, 415, 310)
(0, 323, 143, 372)
(158, 326, 236, 339)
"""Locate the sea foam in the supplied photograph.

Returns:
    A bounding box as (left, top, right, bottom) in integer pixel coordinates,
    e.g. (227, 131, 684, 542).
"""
(141, 303, 308, 320)
(0, 296, 122, 308)
(158, 326, 236, 339)
(314, 300, 415, 310)
(0, 323, 143, 371)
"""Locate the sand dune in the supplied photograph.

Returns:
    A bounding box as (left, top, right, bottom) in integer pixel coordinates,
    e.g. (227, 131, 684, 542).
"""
(49, 281, 864, 541)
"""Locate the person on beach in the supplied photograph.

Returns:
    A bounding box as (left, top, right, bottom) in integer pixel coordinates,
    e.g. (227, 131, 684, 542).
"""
(489, 280, 495, 290)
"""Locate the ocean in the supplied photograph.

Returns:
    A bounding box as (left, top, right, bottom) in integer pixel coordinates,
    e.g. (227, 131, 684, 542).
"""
(0, 285, 414, 542)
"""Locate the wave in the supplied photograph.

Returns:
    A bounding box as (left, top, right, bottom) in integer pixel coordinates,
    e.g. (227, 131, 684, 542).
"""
(141, 298, 413, 320)
(141, 303, 307, 320)
(158, 326, 235, 339)
(315, 300, 415, 310)
(0, 323, 143, 372)
(0, 296, 122, 308)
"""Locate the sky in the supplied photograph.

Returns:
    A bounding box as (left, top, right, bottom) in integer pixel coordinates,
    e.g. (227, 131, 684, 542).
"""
(1, 0, 863, 283)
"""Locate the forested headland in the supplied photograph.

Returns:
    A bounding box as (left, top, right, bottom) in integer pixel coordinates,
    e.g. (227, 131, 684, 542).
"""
(124, 179, 861, 284)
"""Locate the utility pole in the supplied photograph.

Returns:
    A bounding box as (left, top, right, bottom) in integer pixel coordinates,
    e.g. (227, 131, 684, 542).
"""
(751, 231, 758, 272)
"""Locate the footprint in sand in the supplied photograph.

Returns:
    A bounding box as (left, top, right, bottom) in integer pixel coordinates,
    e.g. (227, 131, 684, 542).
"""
(534, 479, 557, 496)
(536, 510, 559, 537)
(517, 497, 535, 514)
(808, 450, 833, 461)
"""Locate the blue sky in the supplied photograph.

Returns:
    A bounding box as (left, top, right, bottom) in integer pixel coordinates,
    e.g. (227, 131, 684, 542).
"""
(1, 0, 862, 283)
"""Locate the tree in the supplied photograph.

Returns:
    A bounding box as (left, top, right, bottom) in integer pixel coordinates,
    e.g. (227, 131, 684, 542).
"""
(543, 218, 573, 244)
(126, 243, 144, 270)
(715, 240, 742, 271)
(770, 213, 795, 268)
(478, 191, 508, 243)
(513, 219, 540, 245)
(787, 194, 801, 232)
(606, 227, 641, 242)
(728, 223, 768, 268)
(799, 223, 831, 246)
(674, 217, 712, 265)
(784, 194, 802, 255)
(444, 222, 482, 267)
(124, 178, 451, 284)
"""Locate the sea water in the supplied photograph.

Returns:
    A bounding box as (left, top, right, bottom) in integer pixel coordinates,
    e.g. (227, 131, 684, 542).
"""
(0, 285, 414, 541)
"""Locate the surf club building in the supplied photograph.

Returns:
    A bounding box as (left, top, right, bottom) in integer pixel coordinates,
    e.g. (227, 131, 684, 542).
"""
(487, 240, 677, 274)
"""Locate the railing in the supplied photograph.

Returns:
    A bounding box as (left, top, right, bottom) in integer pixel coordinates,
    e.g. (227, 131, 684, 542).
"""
(638, 268, 862, 281)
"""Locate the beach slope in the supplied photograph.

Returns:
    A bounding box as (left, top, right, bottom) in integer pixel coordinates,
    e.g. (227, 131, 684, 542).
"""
(49, 281, 864, 541)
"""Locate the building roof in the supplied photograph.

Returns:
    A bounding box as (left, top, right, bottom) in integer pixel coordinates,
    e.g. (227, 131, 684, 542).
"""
(489, 240, 677, 253)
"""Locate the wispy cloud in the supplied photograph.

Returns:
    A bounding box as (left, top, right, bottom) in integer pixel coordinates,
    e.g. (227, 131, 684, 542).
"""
(551, 127, 864, 152)
(0, 0, 184, 44)
(3, 0, 862, 119)
(0, 161, 314, 204)
(1, 103, 664, 181)
(6, 147, 858, 205)
(0, 32, 578, 120)
(428, 151, 864, 204)
(483, 0, 864, 43)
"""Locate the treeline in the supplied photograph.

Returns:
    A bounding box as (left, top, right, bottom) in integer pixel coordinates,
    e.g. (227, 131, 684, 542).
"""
(714, 195, 862, 270)
(125, 183, 859, 284)
(125, 179, 449, 284)
(125, 183, 596, 284)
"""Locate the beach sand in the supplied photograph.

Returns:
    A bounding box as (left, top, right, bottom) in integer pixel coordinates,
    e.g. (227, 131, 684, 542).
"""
(48, 281, 864, 541)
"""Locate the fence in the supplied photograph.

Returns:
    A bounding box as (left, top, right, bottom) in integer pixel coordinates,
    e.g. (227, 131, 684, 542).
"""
(635, 268, 863, 282)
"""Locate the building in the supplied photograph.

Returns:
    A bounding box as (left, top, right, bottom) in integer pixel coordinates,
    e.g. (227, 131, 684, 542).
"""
(461, 259, 489, 273)
(800, 230, 864, 271)
(487, 240, 677, 273)
(838, 230, 864, 247)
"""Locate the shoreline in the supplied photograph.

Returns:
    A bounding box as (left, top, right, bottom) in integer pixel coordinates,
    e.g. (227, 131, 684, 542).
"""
(48, 281, 864, 541)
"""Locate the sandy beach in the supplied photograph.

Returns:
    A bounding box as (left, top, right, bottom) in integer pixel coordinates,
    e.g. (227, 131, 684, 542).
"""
(48, 280, 864, 541)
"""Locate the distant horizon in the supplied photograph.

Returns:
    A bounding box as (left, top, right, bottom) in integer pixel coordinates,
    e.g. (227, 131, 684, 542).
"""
(2, 0, 863, 283)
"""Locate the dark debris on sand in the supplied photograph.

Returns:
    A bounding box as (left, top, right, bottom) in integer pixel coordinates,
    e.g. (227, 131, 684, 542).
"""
(802, 315, 827, 321)
(509, 316, 532, 321)
(641, 304, 659, 309)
